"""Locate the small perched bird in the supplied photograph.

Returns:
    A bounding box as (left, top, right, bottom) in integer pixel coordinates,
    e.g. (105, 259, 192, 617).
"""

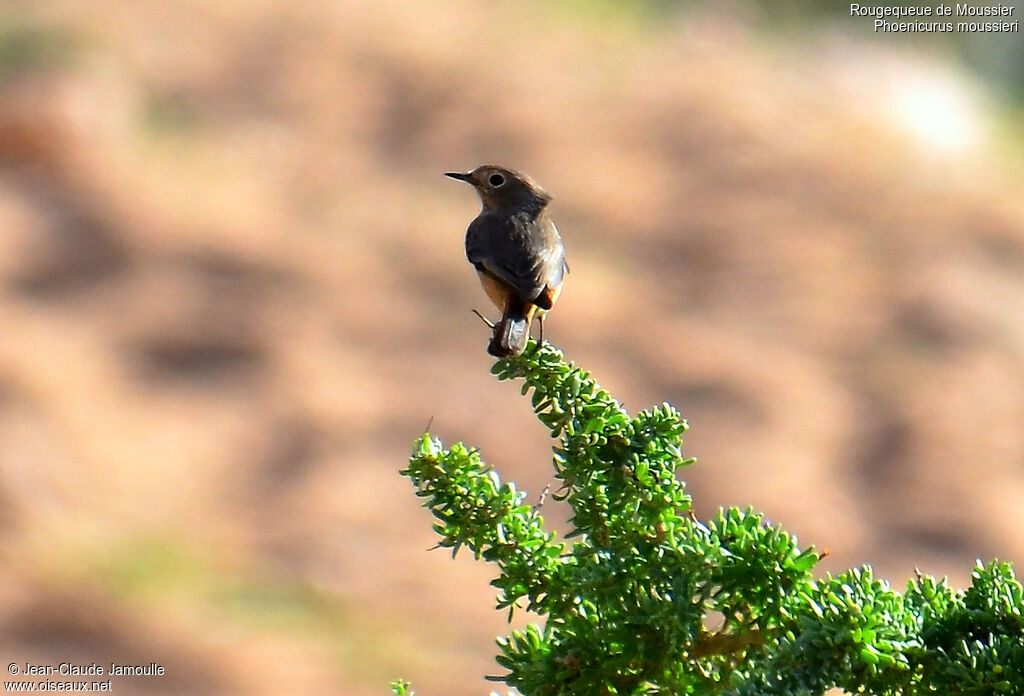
(446, 165, 568, 357)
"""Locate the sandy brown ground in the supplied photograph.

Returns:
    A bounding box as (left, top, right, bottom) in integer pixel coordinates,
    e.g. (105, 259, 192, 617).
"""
(0, 1, 1022, 694)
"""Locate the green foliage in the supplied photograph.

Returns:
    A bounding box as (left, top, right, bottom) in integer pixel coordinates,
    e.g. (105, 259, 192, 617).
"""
(391, 679, 414, 696)
(401, 340, 1023, 695)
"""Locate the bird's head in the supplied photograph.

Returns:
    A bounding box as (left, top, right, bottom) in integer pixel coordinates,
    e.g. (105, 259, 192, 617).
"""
(445, 165, 551, 213)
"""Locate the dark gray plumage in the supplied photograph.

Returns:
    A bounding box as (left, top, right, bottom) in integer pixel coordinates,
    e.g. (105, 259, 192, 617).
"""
(446, 165, 568, 356)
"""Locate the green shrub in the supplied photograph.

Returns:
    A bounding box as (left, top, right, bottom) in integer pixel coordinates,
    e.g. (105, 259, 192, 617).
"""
(400, 340, 1023, 695)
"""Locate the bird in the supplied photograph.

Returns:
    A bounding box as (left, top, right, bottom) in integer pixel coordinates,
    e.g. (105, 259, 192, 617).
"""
(445, 165, 568, 357)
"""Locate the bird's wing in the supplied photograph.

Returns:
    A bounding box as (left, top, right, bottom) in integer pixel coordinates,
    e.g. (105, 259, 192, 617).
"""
(467, 216, 565, 302)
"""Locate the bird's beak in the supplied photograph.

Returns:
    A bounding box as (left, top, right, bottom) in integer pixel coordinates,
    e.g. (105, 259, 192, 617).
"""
(444, 171, 472, 182)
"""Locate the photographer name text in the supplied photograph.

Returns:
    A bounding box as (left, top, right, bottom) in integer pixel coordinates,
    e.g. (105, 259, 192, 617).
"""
(17, 662, 164, 677)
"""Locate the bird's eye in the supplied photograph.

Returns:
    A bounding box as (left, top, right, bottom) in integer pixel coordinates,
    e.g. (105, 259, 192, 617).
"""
(488, 173, 506, 188)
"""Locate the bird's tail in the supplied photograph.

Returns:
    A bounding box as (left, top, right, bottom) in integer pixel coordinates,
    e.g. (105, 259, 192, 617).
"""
(488, 298, 534, 357)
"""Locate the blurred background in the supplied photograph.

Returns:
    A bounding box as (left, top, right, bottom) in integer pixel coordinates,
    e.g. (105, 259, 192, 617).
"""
(0, 0, 1022, 693)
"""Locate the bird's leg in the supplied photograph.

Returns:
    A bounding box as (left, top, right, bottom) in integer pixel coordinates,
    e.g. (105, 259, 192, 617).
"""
(471, 308, 495, 329)
(538, 315, 545, 346)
